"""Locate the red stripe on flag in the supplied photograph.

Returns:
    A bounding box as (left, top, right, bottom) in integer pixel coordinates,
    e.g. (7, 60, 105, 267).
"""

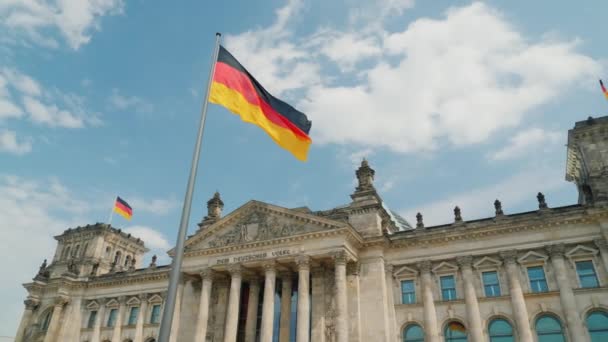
(115, 201, 132, 215)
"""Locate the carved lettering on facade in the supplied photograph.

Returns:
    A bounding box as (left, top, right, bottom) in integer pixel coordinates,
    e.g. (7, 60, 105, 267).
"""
(215, 250, 292, 265)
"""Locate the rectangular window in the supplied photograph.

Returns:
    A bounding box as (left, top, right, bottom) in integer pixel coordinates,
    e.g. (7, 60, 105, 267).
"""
(150, 304, 161, 324)
(527, 266, 548, 293)
(87, 310, 97, 329)
(576, 260, 599, 288)
(107, 308, 118, 327)
(127, 307, 139, 325)
(401, 280, 416, 304)
(440, 275, 456, 301)
(482, 271, 501, 297)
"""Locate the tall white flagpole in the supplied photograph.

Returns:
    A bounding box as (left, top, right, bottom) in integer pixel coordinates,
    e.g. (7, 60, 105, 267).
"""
(157, 32, 222, 342)
(107, 196, 116, 226)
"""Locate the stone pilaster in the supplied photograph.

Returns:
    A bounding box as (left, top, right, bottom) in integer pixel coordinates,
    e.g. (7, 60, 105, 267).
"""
(15, 299, 38, 342)
(261, 260, 277, 342)
(43, 296, 69, 342)
(457, 256, 483, 342)
(134, 294, 149, 342)
(417, 261, 439, 342)
(384, 263, 397, 342)
(279, 271, 293, 342)
(546, 244, 585, 342)
(311, 267, 326, 342)
(224, 265, 243, 342)
(296, 256, 311, 342)
(195, 269, 214, 342)
(334, 252, 349, 342)
(347, 262, 361, 342)
(245, 276, 261, 342)
(594, 238, 608, 274)
(91, 298, 106, 342)
(500, 251, 533, 342)
(111, 296, 127, 342)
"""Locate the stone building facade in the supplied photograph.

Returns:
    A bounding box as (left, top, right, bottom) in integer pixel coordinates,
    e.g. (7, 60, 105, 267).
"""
(14, 116, 608, 342)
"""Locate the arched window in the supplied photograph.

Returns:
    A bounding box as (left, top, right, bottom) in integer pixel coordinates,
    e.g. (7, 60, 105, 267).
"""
(124, 255, 132, 267)
(105, 246, 112, 259)
(587, 311, 608, 342)
(82, 243, 88, 257)
(41, 310, 53, 331)
(73, 245, 80, 257)
(444, 322, 467, 342)
(114, 251, 122, 265)
(64, 246, 72, 260)
(403, 324, 424, 342)
(535, 315, 565, 342)
(488, 318, 514, 342)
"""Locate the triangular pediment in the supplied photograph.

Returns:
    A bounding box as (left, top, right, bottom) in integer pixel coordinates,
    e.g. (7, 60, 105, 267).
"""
(432, 261, 458, 274)
(394, 265, 418, 278)
(126, 296, 140, 306)
(105, 298, 119, 308)
(473, 256, 502, 270)
(86, 300, 99, 310)
(566, 245, 598, 258)
(183, 201, 349, 252)
(518, 251, 548, 264)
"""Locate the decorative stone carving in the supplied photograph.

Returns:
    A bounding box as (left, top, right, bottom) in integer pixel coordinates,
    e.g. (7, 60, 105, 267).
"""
(454, 206, 463, 222)
(416, 212, 424, 228)
(537, 192, 548, 209)
(54, 296, 70, 306)
(546, 244, 566, 258)
(347, 262, 360, 276)
(24, 299, 39, 310)
(149, 255, 157, 268)
(494, 199, 503, 216)
(594, 238, 608, 250)
(200, 268, 214, 280)
(355, 159, 375, 192)
(456, 255, 473, 268)
(296, 255, 311, 270)
(263, 260, 277, 271)
(333, 251, 347, 265)
(499, 250, 518, 264)
(34, 259, 49, 280)
(416, 260, 432, 273)
(227, 264, 243, 277)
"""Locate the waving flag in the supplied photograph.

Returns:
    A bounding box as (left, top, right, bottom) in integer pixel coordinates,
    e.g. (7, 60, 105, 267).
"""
(113, 196, 133, 220)
(601, 80, 608, 100)
(209, 46, 312, 161)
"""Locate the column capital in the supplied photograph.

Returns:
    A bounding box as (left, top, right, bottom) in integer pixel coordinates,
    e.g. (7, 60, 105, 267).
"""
(347, 262, 360, 276)
(54, 295, 70, 307)
(333, 251, 348, 265)
(199, 267, 216, 280)
(228, 264, 244, 277)
(384, 262, 394, 274)
(499, 250, 518, 264)
(594, 238, 608, 250)
(456, 255, 473, 269)
(416, 260, 432, 273)
(138, 293, 149, 302)
(546, 244, 566, 259)
(24, 299, 39, 310)
(263, 260, 277, 272)
(296, 255, 311, 270)
(117, 296, 127, 304)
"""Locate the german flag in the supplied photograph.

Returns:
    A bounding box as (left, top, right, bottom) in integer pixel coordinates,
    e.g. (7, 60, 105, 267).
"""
(114, 196, 132, 221)
(209, 46, 312, 161)
(600, 79, 608, 100)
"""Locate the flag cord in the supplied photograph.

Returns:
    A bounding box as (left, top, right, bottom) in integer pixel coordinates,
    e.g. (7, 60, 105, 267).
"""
(157, 32, 222, 342)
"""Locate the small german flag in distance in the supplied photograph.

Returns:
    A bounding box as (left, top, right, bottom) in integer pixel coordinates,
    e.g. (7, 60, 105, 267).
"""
(113, 196, 133, 220)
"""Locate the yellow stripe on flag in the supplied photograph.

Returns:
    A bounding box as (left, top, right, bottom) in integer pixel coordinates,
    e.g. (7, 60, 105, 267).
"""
(114, 206, 132, 220)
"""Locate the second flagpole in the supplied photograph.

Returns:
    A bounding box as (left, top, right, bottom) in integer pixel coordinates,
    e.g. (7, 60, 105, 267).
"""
(157, 32, 222, 342)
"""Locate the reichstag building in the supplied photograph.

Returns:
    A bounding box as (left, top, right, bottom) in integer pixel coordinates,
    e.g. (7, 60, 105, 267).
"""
(14, 116, 608, 342)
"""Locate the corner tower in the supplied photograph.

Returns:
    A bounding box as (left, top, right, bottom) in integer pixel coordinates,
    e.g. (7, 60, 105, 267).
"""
(566, 115, 608, 205)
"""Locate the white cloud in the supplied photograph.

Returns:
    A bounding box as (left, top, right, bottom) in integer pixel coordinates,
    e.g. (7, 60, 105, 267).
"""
(124, 226, 171, 265)
(489, 128, 563, 161)
(128, 196, 178, 216)
(23, 96, 84, 128)
(401, 165, 567, 227)
(226, 1, 601, 154)
(0, 129, 32, 155)
(108, 88, 153, 113)
(0, 175, 92, 336)
(0, 0, 125, 49)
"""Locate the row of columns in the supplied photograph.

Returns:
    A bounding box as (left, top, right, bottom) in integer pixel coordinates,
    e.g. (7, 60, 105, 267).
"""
(194, 253, 349, 342)
(414, 241, 608, 342)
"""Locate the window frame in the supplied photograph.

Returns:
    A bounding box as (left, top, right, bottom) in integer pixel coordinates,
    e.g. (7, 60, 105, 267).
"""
(574, 259, 601, 289)
(402, 323, 425, 342)
(127, 306, 139, 326)
(86, 310, 98, 329)
(440, 275, 457, 301)
(586, 310, 608, 342)
(487, 317, 515, 342)
(535, 314, 566, 342)
(149, 304, 162, 324)
(400, 279, 417, 305)
(106, 308, 118, 327)
(481, 270, 502, 297)
(526, 265, 549, 293)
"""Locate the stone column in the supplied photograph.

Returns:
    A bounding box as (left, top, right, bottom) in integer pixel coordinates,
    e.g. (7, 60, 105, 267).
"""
(245, 277, 261, 342)
(91, 298, 106, 342)
(224, 265, 243, 342)
(417, 261, 439, 342)
(347, 263, 362, 342)
(500, 251, 533, 342)
(195, 269, 214, 342)
(134, 294, 149, 342)
(547, 244, 586, 342)
(43, 296, 69, 342)
(279, 271, 293, 342)
(457, 256, 484, 342)
(594, 238, 608, 274)
(310, 267, 326, 342)
(15, 299, 39, 342)
(261, 260, 277, 342)
(170, 282, 184, 342)
(335, 252, 349, 342)
(384, 263, 397, 341)
(296, 256, 311, 342)
(111, 296, 127, 342)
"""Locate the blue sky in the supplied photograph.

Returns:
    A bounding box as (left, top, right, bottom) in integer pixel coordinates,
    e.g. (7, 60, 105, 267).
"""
(1, 0, 607, 336)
